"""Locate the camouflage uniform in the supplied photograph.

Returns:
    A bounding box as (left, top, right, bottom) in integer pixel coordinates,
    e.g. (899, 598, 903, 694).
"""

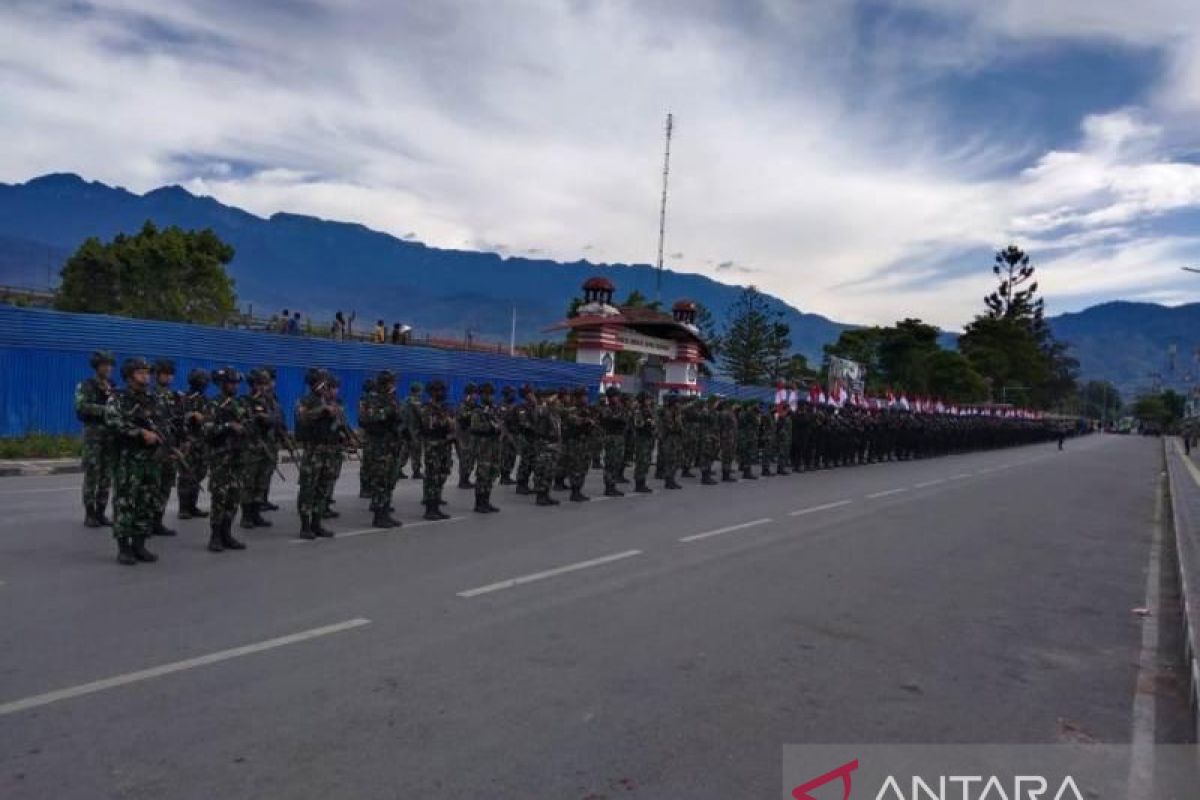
(658, 396, 684, 489)
(456, 385, 478, 489)
(402, 385, 425, 480)
(239, 370, 278, 529)
(513, 389, 538, 493)
(294, 373, 344, 537)
(204, 369, 250, 551)
(360, 371, 403, 527)
(736, 403, 760, 479)
(150, 360, 183, 536)
(681, 398, 701, 477)
(599, 389, 628, 496)
(631, 393, 657, 493)
(469, 385, 502, 512)
(774, 405, 793, 475)
(531, 393, 562, 505)
(75, 351, 116, 527)
(498, 388, 518, 484)
(176, 371, 211, 518)
(697, 399, 720, 484)
(716, 400, 738, 482)
(418, 381, 455, 519)
(563, 389, 595, 501)
(759, 407, 777, 476)
(105, 358, 163, 565)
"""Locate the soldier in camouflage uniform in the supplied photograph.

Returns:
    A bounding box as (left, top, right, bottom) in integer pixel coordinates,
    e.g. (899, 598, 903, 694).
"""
(105, 357, 164, 565)
(177, 368, 211, 519)
(513, 385, 538, 495)
(204, 367, 249, 552)
(775, 403, 793, 475)
(737, 401, 760, 480)
(563, 387, 595, 502)
(456, 383, 478, 489)
(717, 398, 739, 482)
(360, 370, 403, 528)
(697, 397, 720, 485)
(631, 391, 657, 494)
(658, 393, 684, 490)
(681, 397, 701, 478)
(76, 349, 117, 527)
(257, 366, 286, 513)
(358, 377, 376, 499)
(149, 359, 182, 537)
(239, 369, 276, 530)
(470, 383, 503, 512)
(599, 387, 628, 497)
(759, 403, 777, 476)
(532, 388, 562, 506)
(402, 383, 425, 480)
(498, 385, 518, 484)
(419, 380, 455, 520)
(294, 370, 341, 539)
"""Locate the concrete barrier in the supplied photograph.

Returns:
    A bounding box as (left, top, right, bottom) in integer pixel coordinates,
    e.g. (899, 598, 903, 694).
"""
(1163, 437, 1200, 742)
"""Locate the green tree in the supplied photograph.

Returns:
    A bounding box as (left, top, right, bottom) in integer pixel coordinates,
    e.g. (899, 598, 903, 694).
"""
(778, 353, 817, 383)
(1078, 380, 1122, 422)
(56, 221, 237, 324)
(924, 350, 988, 402)
(721, 286, 789, 386)
(1132, 391, 1183, 430)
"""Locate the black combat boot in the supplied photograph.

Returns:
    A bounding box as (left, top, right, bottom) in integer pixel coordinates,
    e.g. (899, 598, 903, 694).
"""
(322, 507, 340, 519)
(260, 499, 280, 512)
(372, 508, 399, 528)
(741, 468, 758, 480)
(603, 483, 624, 498)
(482, 491, 500, 513)
(569, 488, 590, 502)
(96, 506, 113, 526)
(116, 537, 138, 565)
(553, 477, 568, 491)
(680, 468, 695, 478)
(177, 498, 194, 520)
(298, 515, 316, 541)
(665, 478, 683, 490)
(761, 466, 774, 477)
(499, 473, 515, 486)
(249, 505, 273, 527)
(701, 471, 718, 486)
(412, 468, 424, 479)
(240, 504, 258, 529)
(458, 477, 475, 490)
(423, 501, 444, 521)
(615, 473, 630, 485)
(131, 536, 158, 563)
(208, 525, 225, 552)
(721, 470, 737, 483)
(778, 466, 792, 476)
(634, 480, 653, 494)
(536, 492, 560, 506)
(153, 514, 177, 537)
(221, 519, 247, 550)
(515, 482, 531, 495)
(474, 496, 492, 514)
(84, 504, 102, 528)
(358, 487, 370, 499)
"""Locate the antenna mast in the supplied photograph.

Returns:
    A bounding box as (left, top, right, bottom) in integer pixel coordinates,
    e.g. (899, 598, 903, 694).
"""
(655, 112, 674, 304)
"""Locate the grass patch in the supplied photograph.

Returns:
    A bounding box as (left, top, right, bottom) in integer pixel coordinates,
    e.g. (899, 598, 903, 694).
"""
(0, 433, 83, 459)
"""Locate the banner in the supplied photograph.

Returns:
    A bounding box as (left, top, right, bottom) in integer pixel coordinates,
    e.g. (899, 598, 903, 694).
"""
(828, 355, 865, 399)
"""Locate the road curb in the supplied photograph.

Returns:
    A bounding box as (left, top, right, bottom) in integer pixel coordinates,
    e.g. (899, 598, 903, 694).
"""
(1162, 438, 1200, 743)
(0, 453, 302, 478)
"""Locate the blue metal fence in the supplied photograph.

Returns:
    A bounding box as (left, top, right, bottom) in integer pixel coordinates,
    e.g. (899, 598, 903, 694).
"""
(0, 305, 604, 436)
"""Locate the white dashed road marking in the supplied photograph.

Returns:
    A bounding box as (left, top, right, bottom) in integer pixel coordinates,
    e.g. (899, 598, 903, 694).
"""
(866, 488, 908, 499)
(457, 550, 644, 598)
(0, 618, 372, 717)
(788, 500, 852, 517)
(678, 518, 773, 543)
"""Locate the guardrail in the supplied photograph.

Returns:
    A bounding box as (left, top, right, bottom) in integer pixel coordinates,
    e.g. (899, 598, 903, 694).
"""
(1163, 437, 1200, 742)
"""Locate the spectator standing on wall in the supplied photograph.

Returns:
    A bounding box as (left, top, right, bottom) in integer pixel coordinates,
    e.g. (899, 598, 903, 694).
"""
(391, 323, 403, 344)
(374, 319, 386, 343)
(279, 310, 290, 334)
(288, 312, 301, 336)
(332, 311, 347, 341)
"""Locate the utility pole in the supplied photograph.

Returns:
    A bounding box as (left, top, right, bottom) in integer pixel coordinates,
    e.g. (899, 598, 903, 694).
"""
(655, 112, 674, 305)
(510, 304, 517, 357)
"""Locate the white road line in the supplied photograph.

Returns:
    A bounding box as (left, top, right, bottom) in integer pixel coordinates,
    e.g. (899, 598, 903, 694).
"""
(0, 486, 76, 495)
(949, 473, 972, 480)
(0, 618, 371, 717)
(866, 488, 908, 499)
(678, 518, 774, 543)
(1127, 471, 1165, 797)
(914, 479, 946, 488)
(290, 516, 465, 543)
(975, 467, 997, 475)
(457, 550, 643, 598)
(788, 500, 851, 517)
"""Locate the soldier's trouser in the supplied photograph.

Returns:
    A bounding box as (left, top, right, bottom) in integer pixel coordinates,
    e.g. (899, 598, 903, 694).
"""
(298, 446, 341, 518)
(257, 443, 278, 503)
(515, 438, 535, 485)
(112, 452, 158, 540)
(396, 438, 410, 475)
(408, 437, 424, 475)
(603, 435, 625, 487)
(500, 437, 517, 476)
(82, 435, 114, 513)
(457, 439, 477, 483)
(177, 443, 208, 508)
(719, 437, 735, 473)
(475, 437, 500, 499)
(633, 437, 654, 481)
(566, 444, 589, 490)
(241, 452, 267, 507)
(533, 444, 559, 494)
(422, 443, 451, 503)
(208, 450, 243, 529)
(156, 460, 178, 518)
(659, 437, 678, 480)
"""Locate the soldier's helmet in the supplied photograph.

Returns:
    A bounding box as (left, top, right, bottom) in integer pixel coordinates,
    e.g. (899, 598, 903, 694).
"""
(637, 390, 650, 402)
(464, 382, 477, 394)
(479, 382, 495, 395)
(212, 367, 243, 385)
(409, 382, 424, 395)
(120, 356, 151, 379)
(605, 386, 621, 398)
(325, 374, 341, 389)
(304, 367, 325, 387)
(261, 365, 277, 380)
(187, 368, 210, 387)
(152, 358, 176, 375)
(501, 385, 515, 397)
(428, 379, 446, 395)
(90, 349, 116, 369)
(377, 370, 396, 385)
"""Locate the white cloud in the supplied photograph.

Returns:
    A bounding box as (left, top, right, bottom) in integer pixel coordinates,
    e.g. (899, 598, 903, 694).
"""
(3, 0, 1200, 330)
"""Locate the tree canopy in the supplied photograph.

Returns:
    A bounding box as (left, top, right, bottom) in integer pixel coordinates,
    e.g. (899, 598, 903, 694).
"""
(721, 286, 794, 385)
(55, 221, 237, 324)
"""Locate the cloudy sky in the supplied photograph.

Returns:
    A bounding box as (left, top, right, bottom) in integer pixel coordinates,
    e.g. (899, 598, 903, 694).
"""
(6, 0, 1200, 327)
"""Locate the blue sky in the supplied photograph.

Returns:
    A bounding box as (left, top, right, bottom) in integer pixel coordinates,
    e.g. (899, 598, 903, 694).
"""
(4, 0, 1200, 327)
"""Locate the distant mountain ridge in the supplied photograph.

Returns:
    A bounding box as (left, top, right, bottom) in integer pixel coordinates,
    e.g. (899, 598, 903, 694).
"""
(0, 173, 849, 359)
(0, 173, 1192, 400)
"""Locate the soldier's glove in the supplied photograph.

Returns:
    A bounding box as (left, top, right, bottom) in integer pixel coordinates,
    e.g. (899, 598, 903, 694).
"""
(141, 430, 161, 446)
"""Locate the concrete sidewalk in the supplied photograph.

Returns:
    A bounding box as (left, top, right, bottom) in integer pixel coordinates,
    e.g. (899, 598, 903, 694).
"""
(0, 458, 82, 477)
(1163, 436, 1200, 742)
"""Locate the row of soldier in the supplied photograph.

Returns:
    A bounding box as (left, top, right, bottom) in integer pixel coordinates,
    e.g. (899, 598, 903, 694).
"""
(75, 352, 1071, 565)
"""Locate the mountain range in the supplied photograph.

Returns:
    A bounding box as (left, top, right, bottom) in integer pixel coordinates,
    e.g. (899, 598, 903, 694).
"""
(0, 173, 1194, 401)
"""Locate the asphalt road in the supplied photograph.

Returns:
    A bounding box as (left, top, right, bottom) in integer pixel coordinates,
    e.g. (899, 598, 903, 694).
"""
(0, 434, 1183, 798)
